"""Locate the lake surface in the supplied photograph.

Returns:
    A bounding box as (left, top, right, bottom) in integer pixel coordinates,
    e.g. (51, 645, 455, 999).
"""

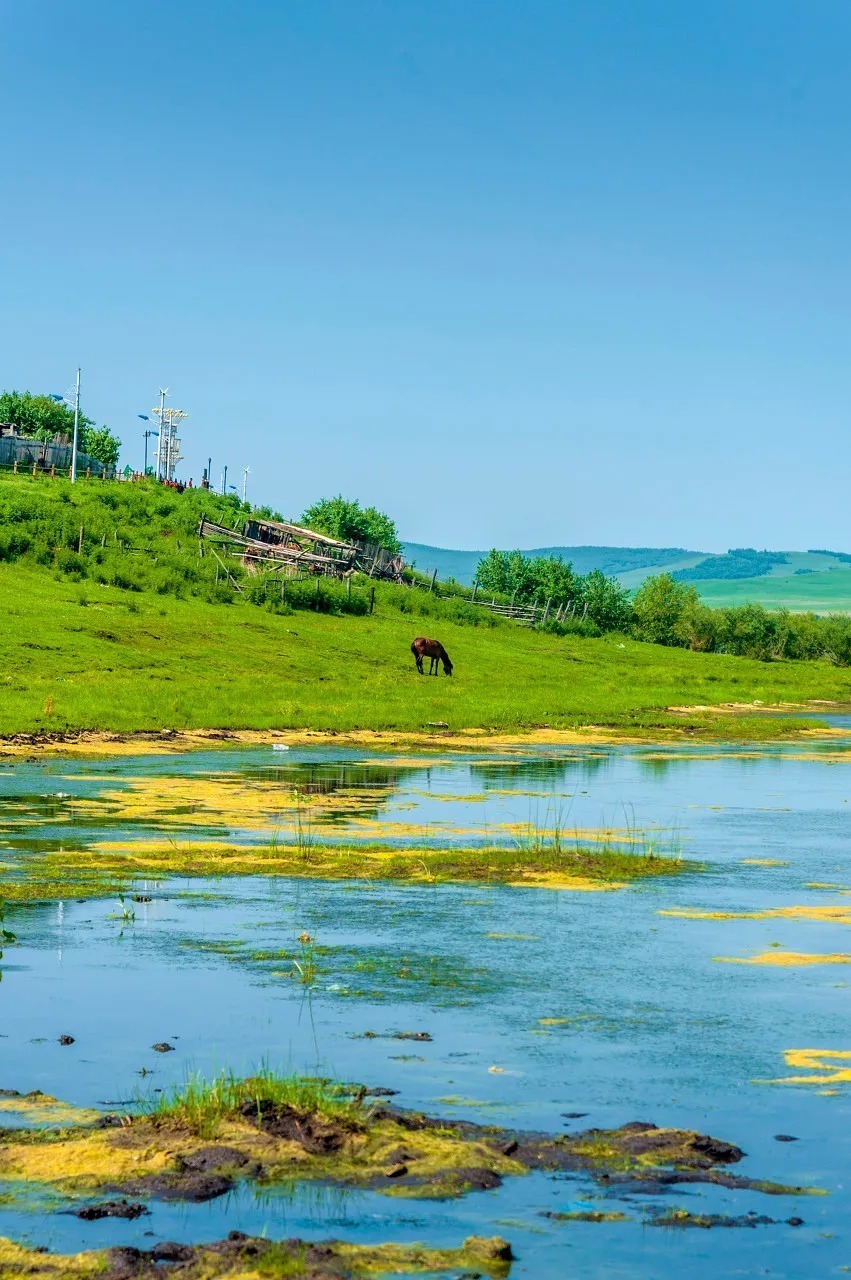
(1, 741, 850, 1277)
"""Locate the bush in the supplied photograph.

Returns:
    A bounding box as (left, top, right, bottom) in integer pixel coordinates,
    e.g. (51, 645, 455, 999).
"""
(632, 574, 698, 646)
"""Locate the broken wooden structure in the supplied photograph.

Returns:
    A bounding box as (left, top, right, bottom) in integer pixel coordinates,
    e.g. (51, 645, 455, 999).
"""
(198, 515, 406, 582)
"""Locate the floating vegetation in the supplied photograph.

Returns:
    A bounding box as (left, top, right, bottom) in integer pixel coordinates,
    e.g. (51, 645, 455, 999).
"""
(661, 904, 851, 924)
(764, 1048, 851, 1087)
(715, 952, 851, 966)
(1, 831, 686, 901)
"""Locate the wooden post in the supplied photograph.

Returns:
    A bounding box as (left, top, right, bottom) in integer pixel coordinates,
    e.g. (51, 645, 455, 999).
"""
(12, 460, 17, 475)
(543, 597, 552, 623)
(50, 465, 56, 478)
(86, 467, 91, 479)
(369, 586, 375, 614)
(77, 526, 84, 554)
(32, 462, 37, 477)
(429, 568, 437, 594)
(471, 580, 478, 602)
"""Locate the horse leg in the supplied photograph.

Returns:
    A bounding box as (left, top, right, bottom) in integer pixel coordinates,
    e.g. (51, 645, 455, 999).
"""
(415, 655, 424, 674)
(430, 656, 438, 675)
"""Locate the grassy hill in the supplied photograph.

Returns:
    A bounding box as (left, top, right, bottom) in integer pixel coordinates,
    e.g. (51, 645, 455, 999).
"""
(0, 473, 846, 739)
(2, 561, 849, 739)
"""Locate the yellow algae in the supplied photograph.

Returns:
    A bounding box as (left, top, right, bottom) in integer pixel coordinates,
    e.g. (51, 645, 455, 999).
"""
(538, 1017, 569, 1027)
(661, 904, 851, 924)
(714, 952, 851, 967)
(486, 932, 539, 941)
(806, 883, 848, 891)
(509, 873, 626, 891)
(0, 1092, 101, 1127)
(741, 859, 789, 867)
(764, 1048, 851, 1087)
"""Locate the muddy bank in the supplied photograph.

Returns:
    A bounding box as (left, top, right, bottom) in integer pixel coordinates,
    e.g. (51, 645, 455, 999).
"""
(0, 709, 840, 759)
(0, 1232, 514, 1279)
(0, 1082, 814, 1209)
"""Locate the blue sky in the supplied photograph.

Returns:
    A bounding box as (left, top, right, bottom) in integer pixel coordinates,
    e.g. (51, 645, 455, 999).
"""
(3, 0, 850, 550)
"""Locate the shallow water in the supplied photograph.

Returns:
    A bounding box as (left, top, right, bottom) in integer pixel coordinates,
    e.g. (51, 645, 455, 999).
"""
(2, 742, 851, 1277)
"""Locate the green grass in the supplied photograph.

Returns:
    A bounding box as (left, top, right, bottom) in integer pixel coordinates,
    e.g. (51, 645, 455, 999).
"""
(1, 561, 851, 740)
(698, 567, 851, 612)
(147, 1066, 366, 1139)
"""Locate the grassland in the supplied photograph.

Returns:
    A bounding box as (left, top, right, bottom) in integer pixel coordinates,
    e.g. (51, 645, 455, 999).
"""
(2, 561, 851, 741)
(697, 567, 851, 612)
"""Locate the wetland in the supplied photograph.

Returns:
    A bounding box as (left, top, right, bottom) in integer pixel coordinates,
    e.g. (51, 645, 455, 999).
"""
(1, 739, 850, 1277)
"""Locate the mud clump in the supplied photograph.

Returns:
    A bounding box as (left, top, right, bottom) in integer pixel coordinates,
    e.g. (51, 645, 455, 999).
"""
(151, 1042, 174, 1053)
(241, 1099, 360, 1154)
(75, 1199, 149, 1221)
(613, 1121, 744, 1165)
(122, 1148, 258, 1204)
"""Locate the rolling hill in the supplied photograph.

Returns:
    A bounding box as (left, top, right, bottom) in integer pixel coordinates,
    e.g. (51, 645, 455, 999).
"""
(401, 542, 851, 612)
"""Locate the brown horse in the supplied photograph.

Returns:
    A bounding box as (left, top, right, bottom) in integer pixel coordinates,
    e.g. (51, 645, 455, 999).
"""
(411, 637, 453, 676)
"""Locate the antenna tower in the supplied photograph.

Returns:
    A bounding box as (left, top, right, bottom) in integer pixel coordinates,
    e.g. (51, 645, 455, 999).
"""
(151, 390, 189, 481)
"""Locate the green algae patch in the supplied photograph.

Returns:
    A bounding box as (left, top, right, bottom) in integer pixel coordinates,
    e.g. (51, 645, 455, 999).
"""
(6, 835, 687, 899)
(0, 1234, 514, 1279)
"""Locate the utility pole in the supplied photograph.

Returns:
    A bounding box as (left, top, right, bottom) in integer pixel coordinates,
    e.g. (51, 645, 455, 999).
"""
(70, 368, 81, 483)
(221, 465, 228, 496)
(242, 466, 250, 504)
(157, 389, 167, 480)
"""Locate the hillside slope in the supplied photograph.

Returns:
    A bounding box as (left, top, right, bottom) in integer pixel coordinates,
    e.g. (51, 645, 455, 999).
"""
(0, 560, 849, 739)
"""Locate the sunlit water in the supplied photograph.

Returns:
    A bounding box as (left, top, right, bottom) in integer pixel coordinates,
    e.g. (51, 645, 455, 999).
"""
(1, 741, 850, 1277)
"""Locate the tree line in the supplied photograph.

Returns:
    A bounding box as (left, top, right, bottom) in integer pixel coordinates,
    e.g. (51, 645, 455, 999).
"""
(476, 549, 851, 663)
(0, 391, 122, 468)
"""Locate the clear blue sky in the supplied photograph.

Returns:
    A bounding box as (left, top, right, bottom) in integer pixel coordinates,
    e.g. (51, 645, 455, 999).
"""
(3, 0, 850, 551)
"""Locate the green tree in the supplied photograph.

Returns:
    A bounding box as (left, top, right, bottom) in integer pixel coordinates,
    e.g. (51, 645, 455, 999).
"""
(0, 390, 92, 442)
(475, 549, 512, 596)
(0, 390, 121, 467)
(300, 495, 401, 553)
(632, 573, 698, 646)
(79, 424, 121, 469)
(581, 569, 632, 631)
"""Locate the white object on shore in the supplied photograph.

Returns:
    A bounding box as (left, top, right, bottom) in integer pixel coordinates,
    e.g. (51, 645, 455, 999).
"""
(272, 744, 290, 751)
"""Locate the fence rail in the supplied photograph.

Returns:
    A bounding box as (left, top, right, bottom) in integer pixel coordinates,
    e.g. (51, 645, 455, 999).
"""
(0, 436, 116, 478)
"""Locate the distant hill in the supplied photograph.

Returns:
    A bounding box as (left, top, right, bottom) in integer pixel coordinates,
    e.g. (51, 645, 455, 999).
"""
(400, 542, 851, 612)
(401, 543, 707, 586)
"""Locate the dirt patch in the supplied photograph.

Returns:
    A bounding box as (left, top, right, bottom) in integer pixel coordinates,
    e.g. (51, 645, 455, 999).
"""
(241, 1100, 359, 1154)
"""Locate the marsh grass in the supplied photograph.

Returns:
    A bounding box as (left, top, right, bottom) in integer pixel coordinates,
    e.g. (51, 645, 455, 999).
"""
(290, 931, 318, 985)
(512, 806, 682, 878)
(146, 1066, 367, 1139)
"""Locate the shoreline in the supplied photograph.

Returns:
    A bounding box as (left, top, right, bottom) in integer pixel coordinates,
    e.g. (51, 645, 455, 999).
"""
(0, 702, 847, 757)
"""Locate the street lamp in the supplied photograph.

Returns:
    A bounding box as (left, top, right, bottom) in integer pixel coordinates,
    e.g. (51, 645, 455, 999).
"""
(137, 415, 158, 475)
(49, 371, 81, 481)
